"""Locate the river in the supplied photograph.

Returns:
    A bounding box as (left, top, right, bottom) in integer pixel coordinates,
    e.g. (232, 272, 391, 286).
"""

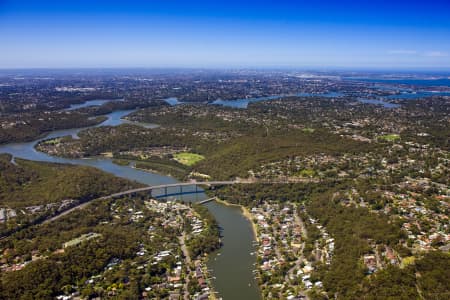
(66, 99, 120, 111)
(169, 91, 410, 109)
(0, 104, 261, 300)
(211, 91, 344, 108)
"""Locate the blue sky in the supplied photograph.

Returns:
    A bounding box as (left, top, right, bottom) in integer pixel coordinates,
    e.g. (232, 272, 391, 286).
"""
(1, 0, 450, 69)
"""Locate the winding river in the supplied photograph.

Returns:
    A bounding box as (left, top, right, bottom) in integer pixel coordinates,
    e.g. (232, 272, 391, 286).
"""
(2, 82, 441, 298)
(0, 104, 260, 300)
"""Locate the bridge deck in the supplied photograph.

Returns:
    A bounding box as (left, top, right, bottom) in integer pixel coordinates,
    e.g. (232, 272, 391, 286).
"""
(103, 180, 244, 199)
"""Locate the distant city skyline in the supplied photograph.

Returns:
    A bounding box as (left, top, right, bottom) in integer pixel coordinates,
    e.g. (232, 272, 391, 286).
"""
(1, 0, 450, 69)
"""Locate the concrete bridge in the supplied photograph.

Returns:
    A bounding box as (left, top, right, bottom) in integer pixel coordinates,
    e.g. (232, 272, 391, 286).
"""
(40, 183, 239, 228)
(102, 180, 250, 199)
(102, 177, 318, 199)
(1, 179, 310, 238)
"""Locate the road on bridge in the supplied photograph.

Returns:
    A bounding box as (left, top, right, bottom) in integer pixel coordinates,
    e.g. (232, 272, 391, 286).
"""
(101, 180, 248, 199)
(36, 181, 248, 225)
(4, 178, 313, 236)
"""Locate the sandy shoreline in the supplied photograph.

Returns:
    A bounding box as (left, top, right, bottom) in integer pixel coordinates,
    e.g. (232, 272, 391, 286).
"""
(214, 198, 258, 242)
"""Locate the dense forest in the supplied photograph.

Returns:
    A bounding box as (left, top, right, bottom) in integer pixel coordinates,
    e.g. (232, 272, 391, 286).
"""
(36, 103, 375, 180)
(186, 204, 221, 257)
(210, 183, 318, 207)
(0, 154, 138, 208)
(358, 251, 450, 299)
(196, 128, 371, 179)
(0, 112, 106, 144)
(0, 154, 140, 237)
(305, 185, 405, 299)
(133, 156, 190, 180)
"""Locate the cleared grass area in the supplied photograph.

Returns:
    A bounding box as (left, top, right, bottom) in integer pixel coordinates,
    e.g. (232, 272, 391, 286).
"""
(295, 169, 317, 178)
(63, 232, 102, 248)
(401, 256, 416, 267)
(302, 127, 315, 133)
(378, 134, 400, 142)
(173, 152, 205, 166)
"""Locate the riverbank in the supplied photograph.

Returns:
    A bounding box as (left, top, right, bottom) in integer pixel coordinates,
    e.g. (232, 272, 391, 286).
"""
(205, 199, 261, 300)
(214, 198, 258, 242)
(131, 163, 187, 181)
